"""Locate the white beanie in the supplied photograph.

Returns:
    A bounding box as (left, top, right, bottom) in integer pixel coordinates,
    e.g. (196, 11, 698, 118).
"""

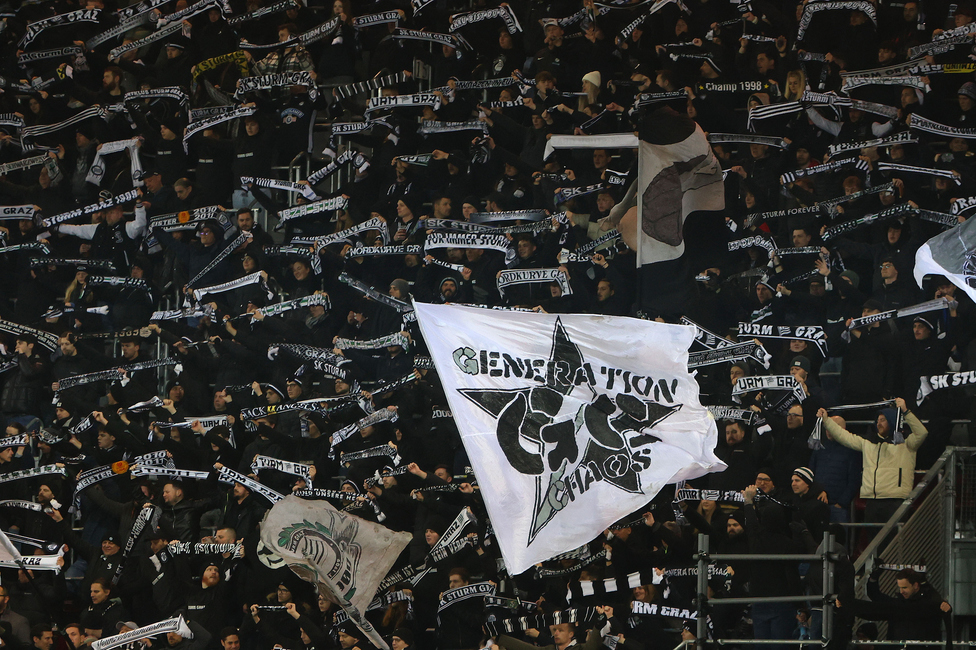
(582, 71, 602, 89)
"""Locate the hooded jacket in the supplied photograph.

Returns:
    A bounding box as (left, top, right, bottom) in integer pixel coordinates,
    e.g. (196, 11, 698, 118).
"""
(822, 410, 927, 499)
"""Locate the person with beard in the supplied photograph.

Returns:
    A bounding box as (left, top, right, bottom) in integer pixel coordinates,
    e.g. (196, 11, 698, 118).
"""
(709, 420, 765, 491)
(817, 398, 928, 523)
(49, 509, 124, 599)
(218, 480, 268, 539)
(765, 404, 813, 488)
(185, 563, 232, 638)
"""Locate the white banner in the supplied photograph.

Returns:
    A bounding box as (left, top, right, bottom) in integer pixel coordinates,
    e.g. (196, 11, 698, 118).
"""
(258, 496, 412, 649)
(413, 303, 724, 574)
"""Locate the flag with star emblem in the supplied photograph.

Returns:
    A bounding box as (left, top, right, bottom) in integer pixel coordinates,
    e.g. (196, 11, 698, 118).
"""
(414, 303, 725, 575)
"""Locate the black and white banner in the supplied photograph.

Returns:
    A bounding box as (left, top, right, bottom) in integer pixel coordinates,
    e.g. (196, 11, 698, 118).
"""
(413, 303, 723, 575)
(258, 496, 411, 650)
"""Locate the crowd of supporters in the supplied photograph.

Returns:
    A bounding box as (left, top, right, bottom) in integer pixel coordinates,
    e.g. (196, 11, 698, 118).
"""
(0, 0, 969, 647)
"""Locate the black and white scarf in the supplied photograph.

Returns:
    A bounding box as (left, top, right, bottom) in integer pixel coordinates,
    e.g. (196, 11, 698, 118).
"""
(183, 105, 257, 147)
(419, 120, 487, 135)
(843, 72, 930, 92)
(743, 205, 823, 228)
(338, 272, 413, 313)
(0, 155, 48, 177)
(29, 258, 115, 273)
(227, 0, 299, 25)
(341, 444, 401, 466)
(727, 234, 775, 251)
(469, 210, 548, 224)
(236, 72, 318, 100)
(252, 294, 331, 319)
(797, 0, 875, 40)
(559, 230, 623, 262)
(352, 10, 403, 28)
(251, 456, 313, 485)
(449, 5, 520, 32)
(821, 203, 914, 241)
(94, 617, 190, 650)
(85, 277, 152, 296)
(680, 317, 737, 350)
(437, 582, 496, 616)
(364, 92, 441, 117)
(826, 131, 917, 160)
(17, 46, 83, 67)
(191, 269, 271, 302)
(19, 106, 103, 144)
(779, 158, 869, 184)
(380, 28, 468, 51)
(275, 196, 350, 227)
(329, 409, 400, 459)
(918, 371, 976, 400)
(848, 298, 950, 330)
(307, 150, 370, 185)
(737, 322, 828, 355)
(21, 8, 102, 46)
(130, 466, 210, 479)
(109, 20, 183, 59)
(347, 245, 422, 258)
(424, 231, 512, 254)
(908, 33, 972, 58)
(0, 242, 49, 256)
(878, 162, 961, 184)
(167, 541, 241, 555)
(57, 357, 180, 392)
(0, 203, 31, 219)
(215, 465, 284, 503)
(0, 465, 67, 485)
(334, 332, 409, 351)
(707, 133, 788, 149)
(733, 375, 805, 405)
(809, 399, 902, 448)
(707, 405, 755, 423)
(484, 609, 597, 636)
(241, 176, 319, 200)
(238, 394, 358, 420)
(817, 182, 896, 209)
(43, 189, 140, 228)
(186, 231, 254, 290)
(497, 268, 571, 296)
(688, 341, 771, 369)
(294, 488, 360, 502)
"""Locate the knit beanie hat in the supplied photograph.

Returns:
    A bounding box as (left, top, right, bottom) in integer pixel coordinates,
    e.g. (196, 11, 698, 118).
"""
(793, 467, 814, 486)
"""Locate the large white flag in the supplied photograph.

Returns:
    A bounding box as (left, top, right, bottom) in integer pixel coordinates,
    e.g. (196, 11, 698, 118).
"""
(414, 303, 725, 575)
(914, 216, 976, 303)
(258, 496, 412, 649)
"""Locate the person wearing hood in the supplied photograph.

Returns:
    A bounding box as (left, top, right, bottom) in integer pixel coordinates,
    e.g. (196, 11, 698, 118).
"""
(789, 467, 830, 540)
(709, 419, 764, 491)
(817, 397, 927, 523)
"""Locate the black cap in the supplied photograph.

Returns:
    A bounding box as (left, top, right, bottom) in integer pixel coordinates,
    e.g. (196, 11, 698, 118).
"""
(102, 533, 120, 545)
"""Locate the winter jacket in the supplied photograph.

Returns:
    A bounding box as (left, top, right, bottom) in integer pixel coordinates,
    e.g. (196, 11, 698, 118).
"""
(0, 351, 49, 415)
(822, 411, 927, 499)
(809, 439, 862, 509)
(851, 579, 949, 641)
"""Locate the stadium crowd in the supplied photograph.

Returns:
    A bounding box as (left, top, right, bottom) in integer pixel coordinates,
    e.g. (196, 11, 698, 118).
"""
(0, 0, 967, 647)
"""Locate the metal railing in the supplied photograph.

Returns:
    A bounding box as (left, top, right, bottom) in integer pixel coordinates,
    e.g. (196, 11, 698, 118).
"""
(695, 532, 838, 643)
